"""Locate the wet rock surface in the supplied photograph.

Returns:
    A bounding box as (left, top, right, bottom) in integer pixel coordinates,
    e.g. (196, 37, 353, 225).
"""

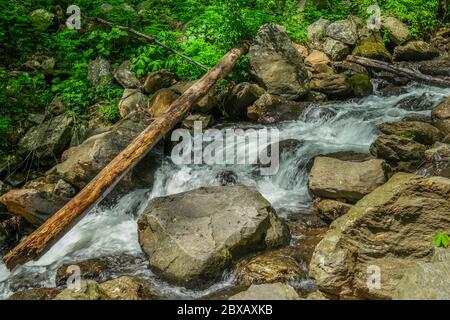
(137, 185, 290, 288)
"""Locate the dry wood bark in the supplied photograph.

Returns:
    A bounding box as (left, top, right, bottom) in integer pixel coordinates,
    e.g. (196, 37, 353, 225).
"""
(347, 55, 450, 88)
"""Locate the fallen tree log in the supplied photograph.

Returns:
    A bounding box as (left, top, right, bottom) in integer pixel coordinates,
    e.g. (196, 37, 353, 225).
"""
(3, 42, 249, 270)
(95, 17, 209, 71)
(347, 55, 450, 88)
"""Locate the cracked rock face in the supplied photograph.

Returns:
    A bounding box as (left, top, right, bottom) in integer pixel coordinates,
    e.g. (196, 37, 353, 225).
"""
(137, 185, 290, 288)
(309, 173, 450, 299)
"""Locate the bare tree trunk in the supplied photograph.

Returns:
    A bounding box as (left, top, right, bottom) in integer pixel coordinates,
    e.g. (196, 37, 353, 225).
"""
(347, 55, 450, 88)
(3, 43, 249, 270)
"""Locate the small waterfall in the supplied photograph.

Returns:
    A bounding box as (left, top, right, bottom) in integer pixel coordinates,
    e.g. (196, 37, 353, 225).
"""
(0, 83, 449, 299)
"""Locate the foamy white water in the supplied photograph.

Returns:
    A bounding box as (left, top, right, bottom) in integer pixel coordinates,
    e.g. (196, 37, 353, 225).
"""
(1, 83, 449, 299)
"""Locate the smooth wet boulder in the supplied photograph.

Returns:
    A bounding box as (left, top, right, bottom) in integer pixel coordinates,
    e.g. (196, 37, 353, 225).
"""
(28, 9, 54, 31)
(249, 24, 309, 100)
(143, 70, 178, 94)
(313, 199, 352, 223)
(381, 16, 411, 45)
(322, 38, 350, 61)
(0, 176, 76, 225)
(18, 113, 73, 164)
(137, 185, 290, 288)
(309, 157, 387, 203)
(432, 97, 450, 135)
(50, 112, 161, 192)
(9, 288, 60, 300)
(352, 41, 392, 62)
(325, 20, 358, 46)
(224, 82, 265, 119)
(113, 60, 141, 89)
(247, 93, 311, 124)
(378, 121, 443, 145)
(235, 251, 304, 286)
(87, 58, 112, 87)
(118, 89, 149, 118)
(309, 173, 450, 299)
(147, 88, 179, 118)
(229, 283, 299, 300)
(393, 41, 440, 61)
(310, 73, 353, 99)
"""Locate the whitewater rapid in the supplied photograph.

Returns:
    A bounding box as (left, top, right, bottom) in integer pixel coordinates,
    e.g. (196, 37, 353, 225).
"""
(1, 83, 449, 299)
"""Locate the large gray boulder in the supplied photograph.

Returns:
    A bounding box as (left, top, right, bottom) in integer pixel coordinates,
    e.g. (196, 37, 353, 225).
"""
(381, 16, 411, 45)
(309, 157, 387, 203)
(325, 20, 358, 46)
(18, 113, 73, 164)
(309, 173, 450, 299)
(249, 24, 309, 100)
(137, 185, 290, 288)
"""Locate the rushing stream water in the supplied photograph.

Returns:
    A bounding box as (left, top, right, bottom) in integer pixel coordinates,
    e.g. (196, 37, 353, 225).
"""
(1, 82, 449, 299)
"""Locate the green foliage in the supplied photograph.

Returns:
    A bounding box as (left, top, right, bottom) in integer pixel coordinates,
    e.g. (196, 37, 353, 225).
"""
(0, 0, 444, 151)
(434, 233, 450, 248)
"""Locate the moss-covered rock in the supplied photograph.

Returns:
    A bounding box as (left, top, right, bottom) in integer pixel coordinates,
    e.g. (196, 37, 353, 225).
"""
(352, 41, 392, 62)
(349, 73, 373, 97)
(28, 9, 54, 31)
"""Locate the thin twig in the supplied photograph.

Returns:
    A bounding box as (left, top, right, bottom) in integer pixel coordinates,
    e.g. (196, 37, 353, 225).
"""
(94, 17, 210, 71)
